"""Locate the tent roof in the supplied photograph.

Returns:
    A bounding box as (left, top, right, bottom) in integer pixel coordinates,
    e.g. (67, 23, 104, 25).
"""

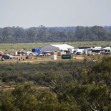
(41, 44, 74, 52)
(51, 44, 74, 50)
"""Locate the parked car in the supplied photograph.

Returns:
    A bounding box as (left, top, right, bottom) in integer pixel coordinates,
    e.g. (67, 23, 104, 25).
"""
(36, 53, 44, 57)
(26, 55, 32, 59)
(0, 51, 4, 56)
(26, 51, 32, 56)
(45, 53, 51, 56)
(1, 54, 14, 60)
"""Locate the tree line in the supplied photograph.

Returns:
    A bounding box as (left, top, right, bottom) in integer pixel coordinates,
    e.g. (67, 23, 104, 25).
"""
(0, 26, 111, 43)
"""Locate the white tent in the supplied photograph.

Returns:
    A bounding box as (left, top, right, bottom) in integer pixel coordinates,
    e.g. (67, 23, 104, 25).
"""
(41, 44, 74, 52)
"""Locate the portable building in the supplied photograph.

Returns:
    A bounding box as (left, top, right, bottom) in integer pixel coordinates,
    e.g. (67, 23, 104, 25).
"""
(78, 47, 91, 49)
(102, 47, 111, 55)
(103, 47, 111, 51)
(51, 55, 57, 60)
(62, 54, 73, 59)
(91, 46, 102, 50)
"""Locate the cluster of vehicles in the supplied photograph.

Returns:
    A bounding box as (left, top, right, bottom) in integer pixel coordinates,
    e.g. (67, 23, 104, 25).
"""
(0, 51, 22, 61)
(1, 46, 111, 61)
(14, 51, 51, 56)
(0, 50, 52, 61)
(1, 54, 16, 61)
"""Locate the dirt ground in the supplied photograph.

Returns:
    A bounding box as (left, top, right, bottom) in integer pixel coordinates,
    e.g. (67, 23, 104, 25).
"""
(0, 55, 84, 64)
(0, 82, 50, 92)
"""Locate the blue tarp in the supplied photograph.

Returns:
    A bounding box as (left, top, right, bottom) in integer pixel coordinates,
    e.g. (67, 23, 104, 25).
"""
(32, 48, 41, 53)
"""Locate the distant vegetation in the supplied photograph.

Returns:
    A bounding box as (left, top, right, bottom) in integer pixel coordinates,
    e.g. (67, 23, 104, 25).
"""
(0, 26, 111, 43)
(0, 56, 111, 111)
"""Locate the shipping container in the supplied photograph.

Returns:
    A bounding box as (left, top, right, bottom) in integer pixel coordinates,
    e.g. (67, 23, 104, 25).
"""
(61, 54, 73, 59)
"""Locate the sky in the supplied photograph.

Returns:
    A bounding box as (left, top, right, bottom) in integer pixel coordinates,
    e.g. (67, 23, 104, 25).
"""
(0, 0, 111, 28)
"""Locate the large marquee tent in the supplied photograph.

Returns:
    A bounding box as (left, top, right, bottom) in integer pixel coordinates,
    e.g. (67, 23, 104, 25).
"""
(41, 44, 74, 52)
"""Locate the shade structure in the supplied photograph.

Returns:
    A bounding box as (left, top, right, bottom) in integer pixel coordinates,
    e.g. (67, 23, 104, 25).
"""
(41, 44, 74, 52)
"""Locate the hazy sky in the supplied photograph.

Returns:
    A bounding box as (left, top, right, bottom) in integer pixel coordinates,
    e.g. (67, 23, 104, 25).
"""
(0, 0, 111, 28)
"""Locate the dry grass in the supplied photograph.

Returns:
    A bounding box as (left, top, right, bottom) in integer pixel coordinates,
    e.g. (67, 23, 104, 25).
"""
(0, 41, 111, 53)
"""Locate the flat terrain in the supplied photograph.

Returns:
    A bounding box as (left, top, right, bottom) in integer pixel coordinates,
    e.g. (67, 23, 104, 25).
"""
(0, 41, 109, 63)
(0, 41, 111, 53)
(0, 55, 84, 64)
